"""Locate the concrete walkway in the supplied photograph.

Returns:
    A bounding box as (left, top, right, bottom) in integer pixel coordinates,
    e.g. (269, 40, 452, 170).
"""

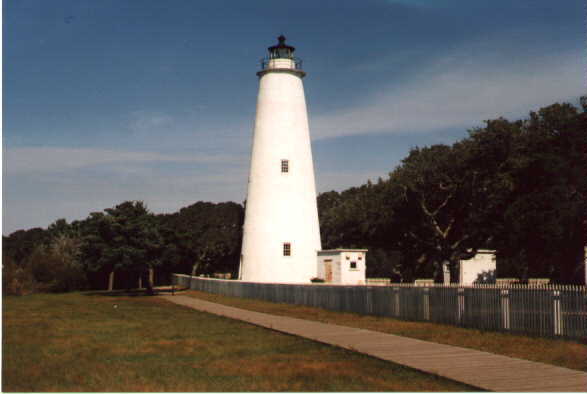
(161, 295, 587, 392)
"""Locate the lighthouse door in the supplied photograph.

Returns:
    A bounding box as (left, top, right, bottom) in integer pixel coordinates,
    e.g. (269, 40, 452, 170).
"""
(324, 260, 333, 282)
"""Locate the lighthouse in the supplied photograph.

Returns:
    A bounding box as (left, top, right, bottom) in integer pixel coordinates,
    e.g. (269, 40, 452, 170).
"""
(239, 36, 322, 283)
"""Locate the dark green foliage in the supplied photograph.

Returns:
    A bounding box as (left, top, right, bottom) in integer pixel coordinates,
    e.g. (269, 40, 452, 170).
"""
(29, 238, 88, 293)
(2, 229, 88, 295)
(2, 255, 36, 295)
(79, 201, 164, 294)
(3, 227, 52, 263)
(317, 103, 586, 284)
(493, 104, 587, 283)
(157, 201, 244, 277)
(3, 201, 244, 293)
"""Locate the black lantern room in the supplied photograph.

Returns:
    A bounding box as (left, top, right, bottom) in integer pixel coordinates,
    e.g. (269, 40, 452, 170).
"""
(268, 35, 295, 59)
(258, 35, 304, 76)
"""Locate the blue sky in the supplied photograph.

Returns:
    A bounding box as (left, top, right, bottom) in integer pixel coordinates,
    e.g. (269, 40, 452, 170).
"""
(3, 0, 585, 234)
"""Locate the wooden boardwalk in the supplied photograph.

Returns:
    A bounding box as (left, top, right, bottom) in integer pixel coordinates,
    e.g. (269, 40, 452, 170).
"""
(162, 295, 587, 392)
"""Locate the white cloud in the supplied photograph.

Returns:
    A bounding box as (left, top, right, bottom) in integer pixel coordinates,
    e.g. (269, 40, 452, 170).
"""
(129, 110, 174, 133)
(310, 47, 584, 140)
(3, 147, 243, 175)
(119, 108, 253, 157)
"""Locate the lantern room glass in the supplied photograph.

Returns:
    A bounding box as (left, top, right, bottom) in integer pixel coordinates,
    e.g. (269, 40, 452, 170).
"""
(271, 47, 292, 59)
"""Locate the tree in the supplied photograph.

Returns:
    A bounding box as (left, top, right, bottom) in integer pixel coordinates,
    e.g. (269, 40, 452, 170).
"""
(3, 227, 51, 264)
(158, 202, 243, 278)
(2, 255, 36, 296)
(493, 104, 587, 283)
(317, 181, 405, 279)
(80, 201, 163, 294)
(388, 144, 489, 282)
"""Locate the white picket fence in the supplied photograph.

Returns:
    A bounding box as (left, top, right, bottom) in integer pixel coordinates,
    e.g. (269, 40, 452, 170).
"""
(173, 274, 587, 340)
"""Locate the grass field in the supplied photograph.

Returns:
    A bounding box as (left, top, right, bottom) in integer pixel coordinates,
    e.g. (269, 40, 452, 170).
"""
(184, 290, 587, 372)
(2, 292, 476, 392)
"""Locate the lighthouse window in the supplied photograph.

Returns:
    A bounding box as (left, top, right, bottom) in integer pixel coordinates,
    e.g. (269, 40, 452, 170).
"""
(281, 159, 289, 173)
(283, 243, 291, 256)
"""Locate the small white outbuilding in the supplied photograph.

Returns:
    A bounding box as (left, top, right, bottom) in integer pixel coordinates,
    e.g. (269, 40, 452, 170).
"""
(459, 249, 496, 285)
(317, 249, 367, 285)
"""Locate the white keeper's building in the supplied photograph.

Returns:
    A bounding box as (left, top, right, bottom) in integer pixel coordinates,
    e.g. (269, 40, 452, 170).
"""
(317, 249, 368, 285)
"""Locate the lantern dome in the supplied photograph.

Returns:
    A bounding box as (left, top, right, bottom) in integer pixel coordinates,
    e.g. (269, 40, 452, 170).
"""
(268, 35, 295, 59)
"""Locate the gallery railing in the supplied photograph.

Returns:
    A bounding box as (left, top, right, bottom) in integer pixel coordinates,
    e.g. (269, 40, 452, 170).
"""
(259, 56, 303, 71)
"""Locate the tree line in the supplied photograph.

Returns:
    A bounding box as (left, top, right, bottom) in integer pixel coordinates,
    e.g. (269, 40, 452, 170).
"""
(3, 201, 243, 295)
(3, 102, 586, 295)
(318, 102, 586, 284)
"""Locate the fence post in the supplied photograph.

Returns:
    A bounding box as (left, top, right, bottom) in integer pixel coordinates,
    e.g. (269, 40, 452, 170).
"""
(501, 289, 510, 331)
(394, 287, 400, 318)
(553, 290, 562, 336)
(365, 287, 373, 315)
(423, 287, 430, 321)
(457, 288, 465, 324)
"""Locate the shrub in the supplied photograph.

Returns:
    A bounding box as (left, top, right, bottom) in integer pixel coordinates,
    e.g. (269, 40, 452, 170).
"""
(17, 235, 89, 294)
(2, 255, 36, 296)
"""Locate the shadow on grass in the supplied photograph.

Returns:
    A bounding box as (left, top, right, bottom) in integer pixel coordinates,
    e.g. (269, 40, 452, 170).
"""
(82, 286, 190, 298)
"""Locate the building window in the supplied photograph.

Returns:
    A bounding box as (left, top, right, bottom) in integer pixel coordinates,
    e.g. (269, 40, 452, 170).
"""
(346, 256, 350, 260)
(283, 242, 291, 256)
(350, 261, 357, 269)
(358, 256, 362, 260)
(281, 159, 289, 173)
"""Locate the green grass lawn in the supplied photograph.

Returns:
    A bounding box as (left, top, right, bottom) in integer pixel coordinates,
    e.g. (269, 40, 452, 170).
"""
(184, 290, 587, 372)
(3, 292, 476, 392)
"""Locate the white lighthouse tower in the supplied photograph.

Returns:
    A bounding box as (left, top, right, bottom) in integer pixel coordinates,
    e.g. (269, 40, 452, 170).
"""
(239, 36, 322, 283)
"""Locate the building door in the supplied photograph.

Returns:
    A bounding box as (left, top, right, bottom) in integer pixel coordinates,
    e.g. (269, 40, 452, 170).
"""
(324, 260, 333, 282)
